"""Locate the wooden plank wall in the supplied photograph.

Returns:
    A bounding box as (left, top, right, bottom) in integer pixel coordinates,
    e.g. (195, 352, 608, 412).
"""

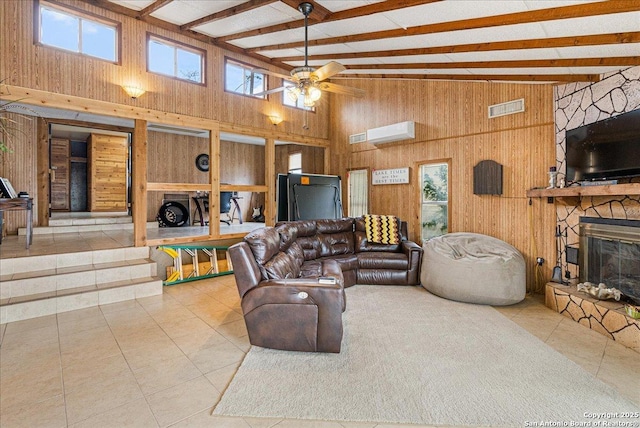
(274, 145, 325, 177)
(146, 133, 266, 222)
(0, 0, 329, 138)
(330, 80, 557, 292)
(0, 0, 329, 234)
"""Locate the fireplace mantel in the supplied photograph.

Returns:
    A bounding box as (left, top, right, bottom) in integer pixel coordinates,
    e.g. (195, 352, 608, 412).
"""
(526, 183, 640, 205)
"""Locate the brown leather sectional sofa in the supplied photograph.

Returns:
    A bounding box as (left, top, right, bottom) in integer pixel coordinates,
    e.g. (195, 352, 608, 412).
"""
(228, 217, 423, 353)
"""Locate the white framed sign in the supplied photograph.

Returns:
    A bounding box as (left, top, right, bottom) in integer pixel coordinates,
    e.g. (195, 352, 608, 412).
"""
(372, 168, 410, 185)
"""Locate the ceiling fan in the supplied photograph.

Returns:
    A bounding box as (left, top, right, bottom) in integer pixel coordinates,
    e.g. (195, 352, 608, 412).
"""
(254, 2, 364, 107)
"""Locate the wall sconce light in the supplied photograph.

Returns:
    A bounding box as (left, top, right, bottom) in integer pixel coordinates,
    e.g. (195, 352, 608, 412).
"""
(268, 115, 283, 126)
(122, 85, 146, 99)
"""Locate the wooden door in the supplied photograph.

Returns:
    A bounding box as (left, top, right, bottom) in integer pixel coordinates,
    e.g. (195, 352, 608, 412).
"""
(50, 138, 70, 211)
(87, 134, 128, 212)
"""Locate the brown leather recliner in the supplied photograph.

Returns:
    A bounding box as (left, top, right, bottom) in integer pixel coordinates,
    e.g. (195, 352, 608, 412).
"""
(228, 216, 422, 353)
(228, 227, 345, 353)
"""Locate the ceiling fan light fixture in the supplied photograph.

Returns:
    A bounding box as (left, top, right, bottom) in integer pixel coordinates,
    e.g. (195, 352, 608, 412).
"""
(287, 87, 301, 102)
(308, 85, 321, 101)
(303, 94, 315, 107)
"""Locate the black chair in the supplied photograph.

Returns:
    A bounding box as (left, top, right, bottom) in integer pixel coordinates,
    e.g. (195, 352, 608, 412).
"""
(220, 192, 233, 225)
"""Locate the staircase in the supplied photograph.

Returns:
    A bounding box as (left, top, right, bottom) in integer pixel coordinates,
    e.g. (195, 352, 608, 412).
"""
(0, 246, 162, 324)
(17, 214, 158, 236)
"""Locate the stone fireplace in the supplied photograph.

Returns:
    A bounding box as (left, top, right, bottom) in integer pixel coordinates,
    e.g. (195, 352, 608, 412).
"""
(579, 217, 640, 304)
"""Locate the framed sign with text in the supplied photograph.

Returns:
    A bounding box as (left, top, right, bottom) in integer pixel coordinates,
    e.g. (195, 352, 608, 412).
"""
(372, 168, 410, 185)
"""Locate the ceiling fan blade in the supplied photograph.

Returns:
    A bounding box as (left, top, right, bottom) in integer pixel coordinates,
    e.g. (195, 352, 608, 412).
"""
(318, 82, 365, 98)
(253, 86, 288, 97)
(311, 61, 346, 82)
(252, 68, 293, 81)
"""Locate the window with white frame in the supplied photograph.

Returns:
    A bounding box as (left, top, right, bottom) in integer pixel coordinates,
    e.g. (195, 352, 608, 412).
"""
(148, 35, 204, 83)
(420, 161, 449, 241)
(224, 58, 266, 98)
(38, 1, 118, 62)
(288, 152, 302, 174)
(348, 169, 368, 217)
(282, 80, 313, 111)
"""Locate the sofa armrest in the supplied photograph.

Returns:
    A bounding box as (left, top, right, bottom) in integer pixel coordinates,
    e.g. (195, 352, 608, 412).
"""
(402, 240, 423, 285)
(241, 280, 344, 352)
(242, 279, 343, 313)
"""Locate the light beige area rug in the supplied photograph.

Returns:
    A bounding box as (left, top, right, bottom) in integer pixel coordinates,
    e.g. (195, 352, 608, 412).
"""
(214, 285, 639, 426)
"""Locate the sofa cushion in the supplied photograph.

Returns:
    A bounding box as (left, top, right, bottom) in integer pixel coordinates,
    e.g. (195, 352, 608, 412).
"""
(316, 218, 354, 234)
(244, 227, 280, 265)
(354, 231, 402, 253)
(285, 241, 305, 267)
(301, 260, 323, 278)
(320, 254, 358, 271)
(263, 252, 301, 280)
(276, 222, 299, 252)
(296, 235, 322, 260)
(364, 214, 400, 245)
(318, 232, 354, 257)
(357, 252, 408, 270)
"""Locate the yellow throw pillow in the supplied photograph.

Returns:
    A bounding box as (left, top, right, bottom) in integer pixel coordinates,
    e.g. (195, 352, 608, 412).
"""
(364, 214, 400, 245)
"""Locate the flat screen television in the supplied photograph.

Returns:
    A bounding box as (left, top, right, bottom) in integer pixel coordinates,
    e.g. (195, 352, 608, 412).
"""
(565, 108, 640, 183)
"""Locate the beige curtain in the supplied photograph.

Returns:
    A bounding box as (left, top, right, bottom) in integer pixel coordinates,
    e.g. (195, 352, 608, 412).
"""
(348, 169, 368, 217)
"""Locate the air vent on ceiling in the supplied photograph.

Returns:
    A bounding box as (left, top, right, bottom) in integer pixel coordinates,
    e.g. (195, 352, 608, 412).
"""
(488, 98, 525, 119)
(349, 132, 367, 144)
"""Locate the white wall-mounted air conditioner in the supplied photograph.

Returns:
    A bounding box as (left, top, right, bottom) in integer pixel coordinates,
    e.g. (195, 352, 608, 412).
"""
(366, 121, 415, 145)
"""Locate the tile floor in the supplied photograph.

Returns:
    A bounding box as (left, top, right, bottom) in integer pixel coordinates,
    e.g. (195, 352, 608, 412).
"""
(1, 274, 639, 428)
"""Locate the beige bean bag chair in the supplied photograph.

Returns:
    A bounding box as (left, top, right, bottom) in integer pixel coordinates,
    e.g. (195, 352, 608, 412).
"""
(420, 233, 526, 305)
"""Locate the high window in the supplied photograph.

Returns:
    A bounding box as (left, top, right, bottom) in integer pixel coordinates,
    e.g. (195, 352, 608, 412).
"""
(37, 1, 118, 62)
(420, 161, 449, 241)
(288, 152, 302, 174)
(225, 58, 266, 98)
(148, 35, 205, 84)
(282, 80, 313, 111)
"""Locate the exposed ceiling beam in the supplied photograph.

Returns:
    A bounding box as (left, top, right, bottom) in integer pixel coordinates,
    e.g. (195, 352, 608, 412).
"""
(333, 74, 600, 82)
(343, 57, 640, 70)
(247, 1, 640, 52)
(138, 0, 173, 18)
(215, 0, 442, 43)
(180, 0, 277, 31)
(277, 32, 640, 62)
(279, 0, 331, 21)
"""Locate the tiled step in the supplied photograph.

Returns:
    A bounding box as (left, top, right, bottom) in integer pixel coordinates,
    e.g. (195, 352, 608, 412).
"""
(0, 247, 163, 324)
(18, 221, 158, 235)
(0, 277, 162, 324)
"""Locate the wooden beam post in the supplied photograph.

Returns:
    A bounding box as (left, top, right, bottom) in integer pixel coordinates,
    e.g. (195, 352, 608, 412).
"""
(210, 124, 220, 237)
(132, 119, 148, 247)
(36, 117, 49, 227)
(265, 138, 276, 226)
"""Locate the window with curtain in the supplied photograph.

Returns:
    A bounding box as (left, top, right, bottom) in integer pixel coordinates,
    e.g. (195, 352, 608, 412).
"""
(420, 162, 449, 241)
(348, 169, 368, 217)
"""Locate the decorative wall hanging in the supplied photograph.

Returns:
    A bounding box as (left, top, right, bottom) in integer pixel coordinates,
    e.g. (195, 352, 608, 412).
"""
(473, 160, 503, 195)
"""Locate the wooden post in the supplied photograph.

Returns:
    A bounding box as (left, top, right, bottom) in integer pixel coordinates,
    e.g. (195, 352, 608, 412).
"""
(132, 119, 148, 247)
(210, 124, 220, 237)
(36, 117, 49, 226)
(265, 138, 275, 226)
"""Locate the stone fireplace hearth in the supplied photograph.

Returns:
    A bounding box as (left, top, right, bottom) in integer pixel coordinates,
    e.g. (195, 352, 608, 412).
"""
(546, 217, 640, 354)
(546, 283, 639, 353)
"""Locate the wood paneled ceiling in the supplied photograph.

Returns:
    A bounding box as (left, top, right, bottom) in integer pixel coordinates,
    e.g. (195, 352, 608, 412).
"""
(99, 0, 640, 83)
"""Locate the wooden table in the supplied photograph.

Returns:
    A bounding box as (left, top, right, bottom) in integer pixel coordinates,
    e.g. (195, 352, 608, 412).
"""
(0, 197, 33, 249)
